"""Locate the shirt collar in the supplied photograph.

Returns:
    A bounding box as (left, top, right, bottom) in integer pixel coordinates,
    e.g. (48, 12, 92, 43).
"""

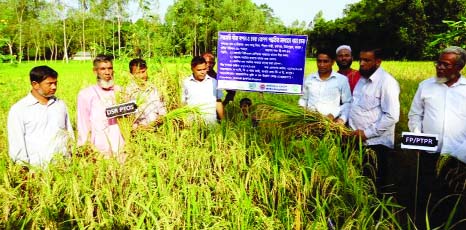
(455, 76, 466, 86)
(24, 92, 57, 106)
(366, 67, 383, 83)
(312, 71, 339, 80)
(189, 74, 212, 82)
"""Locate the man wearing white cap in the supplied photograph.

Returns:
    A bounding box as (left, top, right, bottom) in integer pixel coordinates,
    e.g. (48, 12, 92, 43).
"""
(336, 45, 361, 94)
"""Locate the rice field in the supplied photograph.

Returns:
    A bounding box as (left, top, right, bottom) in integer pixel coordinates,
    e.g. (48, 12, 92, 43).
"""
(0, 58, 446, 229)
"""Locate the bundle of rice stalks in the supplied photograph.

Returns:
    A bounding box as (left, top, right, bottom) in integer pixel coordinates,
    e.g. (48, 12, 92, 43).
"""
(255, 99, 352, 139)
(131, 106, 204, 133)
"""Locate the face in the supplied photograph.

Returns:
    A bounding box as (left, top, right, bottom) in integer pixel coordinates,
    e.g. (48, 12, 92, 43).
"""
(94, 61, 114, 82)
(94, 61, 114, 89)
(203, 55, 216, 71)
(32, 76, 57, 98)
(131, 66, 148, 82)
(359, 51, 381, 78)
(192, 63, 207, 81)
(336, 49, 353, 69)
(316, 54, 334, 76)
(435, 53, 461, 83)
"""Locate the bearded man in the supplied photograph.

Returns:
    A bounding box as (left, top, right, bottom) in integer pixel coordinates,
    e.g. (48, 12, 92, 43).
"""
(336, 45, 361, 94)
(348, 47, 400, 191)
(407, 46, 466, 229)
(77, 54, 125, 156)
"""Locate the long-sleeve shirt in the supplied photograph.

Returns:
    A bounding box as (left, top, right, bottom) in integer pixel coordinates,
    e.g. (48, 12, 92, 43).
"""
(7, 93, 74, 166)
(181, 75, 223, 124)
(408, 76, 466, 162)
(298, 71, 352, 122)
(349, 67, 400, 149)
(77, 85, 124, 155)
(125, 82, 166, 127)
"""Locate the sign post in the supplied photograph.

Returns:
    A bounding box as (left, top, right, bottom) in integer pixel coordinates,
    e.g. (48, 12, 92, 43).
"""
(400, 132, 439, 152)
(105, 101, 138, 118)
(217, 32, 307, 94)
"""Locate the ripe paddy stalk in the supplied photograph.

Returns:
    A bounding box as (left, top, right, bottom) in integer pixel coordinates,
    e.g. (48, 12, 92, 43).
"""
(0, 60, 411, 229)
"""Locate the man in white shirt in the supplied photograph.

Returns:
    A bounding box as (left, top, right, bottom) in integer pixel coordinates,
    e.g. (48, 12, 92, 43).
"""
(408, 46, 466, 161)
(181, 56, 224, 124)
(407, 46, 466, 228)
(298, 50, 351, 124)
(8, 66, 74, 167)
(348, 47, 400, 189)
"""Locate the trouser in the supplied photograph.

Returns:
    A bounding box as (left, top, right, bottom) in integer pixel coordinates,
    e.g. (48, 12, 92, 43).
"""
(362, 144, 391, 193)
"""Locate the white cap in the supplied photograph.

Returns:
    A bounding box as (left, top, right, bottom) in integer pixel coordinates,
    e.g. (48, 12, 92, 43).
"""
(336, 45, 352, 54)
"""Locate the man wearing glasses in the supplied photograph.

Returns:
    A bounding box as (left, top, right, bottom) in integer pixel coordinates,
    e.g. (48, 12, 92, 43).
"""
(408, 46, 466, 229)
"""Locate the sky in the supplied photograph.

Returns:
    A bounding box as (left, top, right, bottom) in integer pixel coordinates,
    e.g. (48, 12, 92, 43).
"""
(156, 0, 361, 26)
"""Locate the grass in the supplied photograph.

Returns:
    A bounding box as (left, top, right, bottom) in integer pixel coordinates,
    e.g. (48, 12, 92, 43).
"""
(0, 58, 450, 229)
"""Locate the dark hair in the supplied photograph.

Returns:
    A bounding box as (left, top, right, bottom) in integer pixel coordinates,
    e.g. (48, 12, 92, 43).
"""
(129, 58, 147, 73)
(202, 52, 215, 59)
(93, 54, 113, 67)
(360, 47, 383, 59)
(316, 49, 335, 60)
(239, 98, 252, 107)
(191, 56, 206, 69)
(30, 66, 58, 83)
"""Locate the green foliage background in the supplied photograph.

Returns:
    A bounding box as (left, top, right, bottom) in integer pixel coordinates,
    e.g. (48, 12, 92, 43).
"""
(1, 0, 466, 61)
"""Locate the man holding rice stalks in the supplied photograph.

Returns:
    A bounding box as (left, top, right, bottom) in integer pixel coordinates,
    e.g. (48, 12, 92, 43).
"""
(348, 47, 400, 190)
(77, 54, 125, 158)
(298, 49, 352, 124)
(181, 56, 224, 124)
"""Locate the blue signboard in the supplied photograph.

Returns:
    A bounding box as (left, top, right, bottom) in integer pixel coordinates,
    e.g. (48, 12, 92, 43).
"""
(217, 32, 307, 94)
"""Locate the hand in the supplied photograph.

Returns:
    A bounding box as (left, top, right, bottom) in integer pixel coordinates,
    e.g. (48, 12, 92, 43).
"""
(334, 118, 345, 124)
(326, 114, 335, 120)
(352, 129, 367, 141)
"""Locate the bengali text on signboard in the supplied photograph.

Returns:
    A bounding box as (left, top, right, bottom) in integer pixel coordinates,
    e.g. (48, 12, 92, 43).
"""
(217, 32, 307, 94)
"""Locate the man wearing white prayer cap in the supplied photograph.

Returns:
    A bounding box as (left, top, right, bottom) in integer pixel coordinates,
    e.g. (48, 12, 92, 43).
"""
(336, 45, 361, 94)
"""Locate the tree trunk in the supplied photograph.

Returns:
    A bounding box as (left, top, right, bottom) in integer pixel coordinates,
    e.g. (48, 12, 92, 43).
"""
(7, 43, 13, 63)
(118, 15, 121, 57)
(63, 17, 69, 63)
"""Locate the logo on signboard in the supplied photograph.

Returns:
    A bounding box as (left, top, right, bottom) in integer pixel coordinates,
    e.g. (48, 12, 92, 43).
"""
(249, 83, 257, 90)
(259, 84, 266, 90)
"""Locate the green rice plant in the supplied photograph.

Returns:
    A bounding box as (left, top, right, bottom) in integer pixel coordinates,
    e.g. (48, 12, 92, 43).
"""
(0, 60, 434, 229)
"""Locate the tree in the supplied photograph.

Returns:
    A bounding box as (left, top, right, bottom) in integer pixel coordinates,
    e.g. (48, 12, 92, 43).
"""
(164, 0, 285, 56)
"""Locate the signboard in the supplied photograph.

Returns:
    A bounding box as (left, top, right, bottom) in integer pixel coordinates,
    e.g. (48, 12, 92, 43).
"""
(401, 132, 439, 152)
(105, 101, 138, 118)
(217, 32, 307, 94)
